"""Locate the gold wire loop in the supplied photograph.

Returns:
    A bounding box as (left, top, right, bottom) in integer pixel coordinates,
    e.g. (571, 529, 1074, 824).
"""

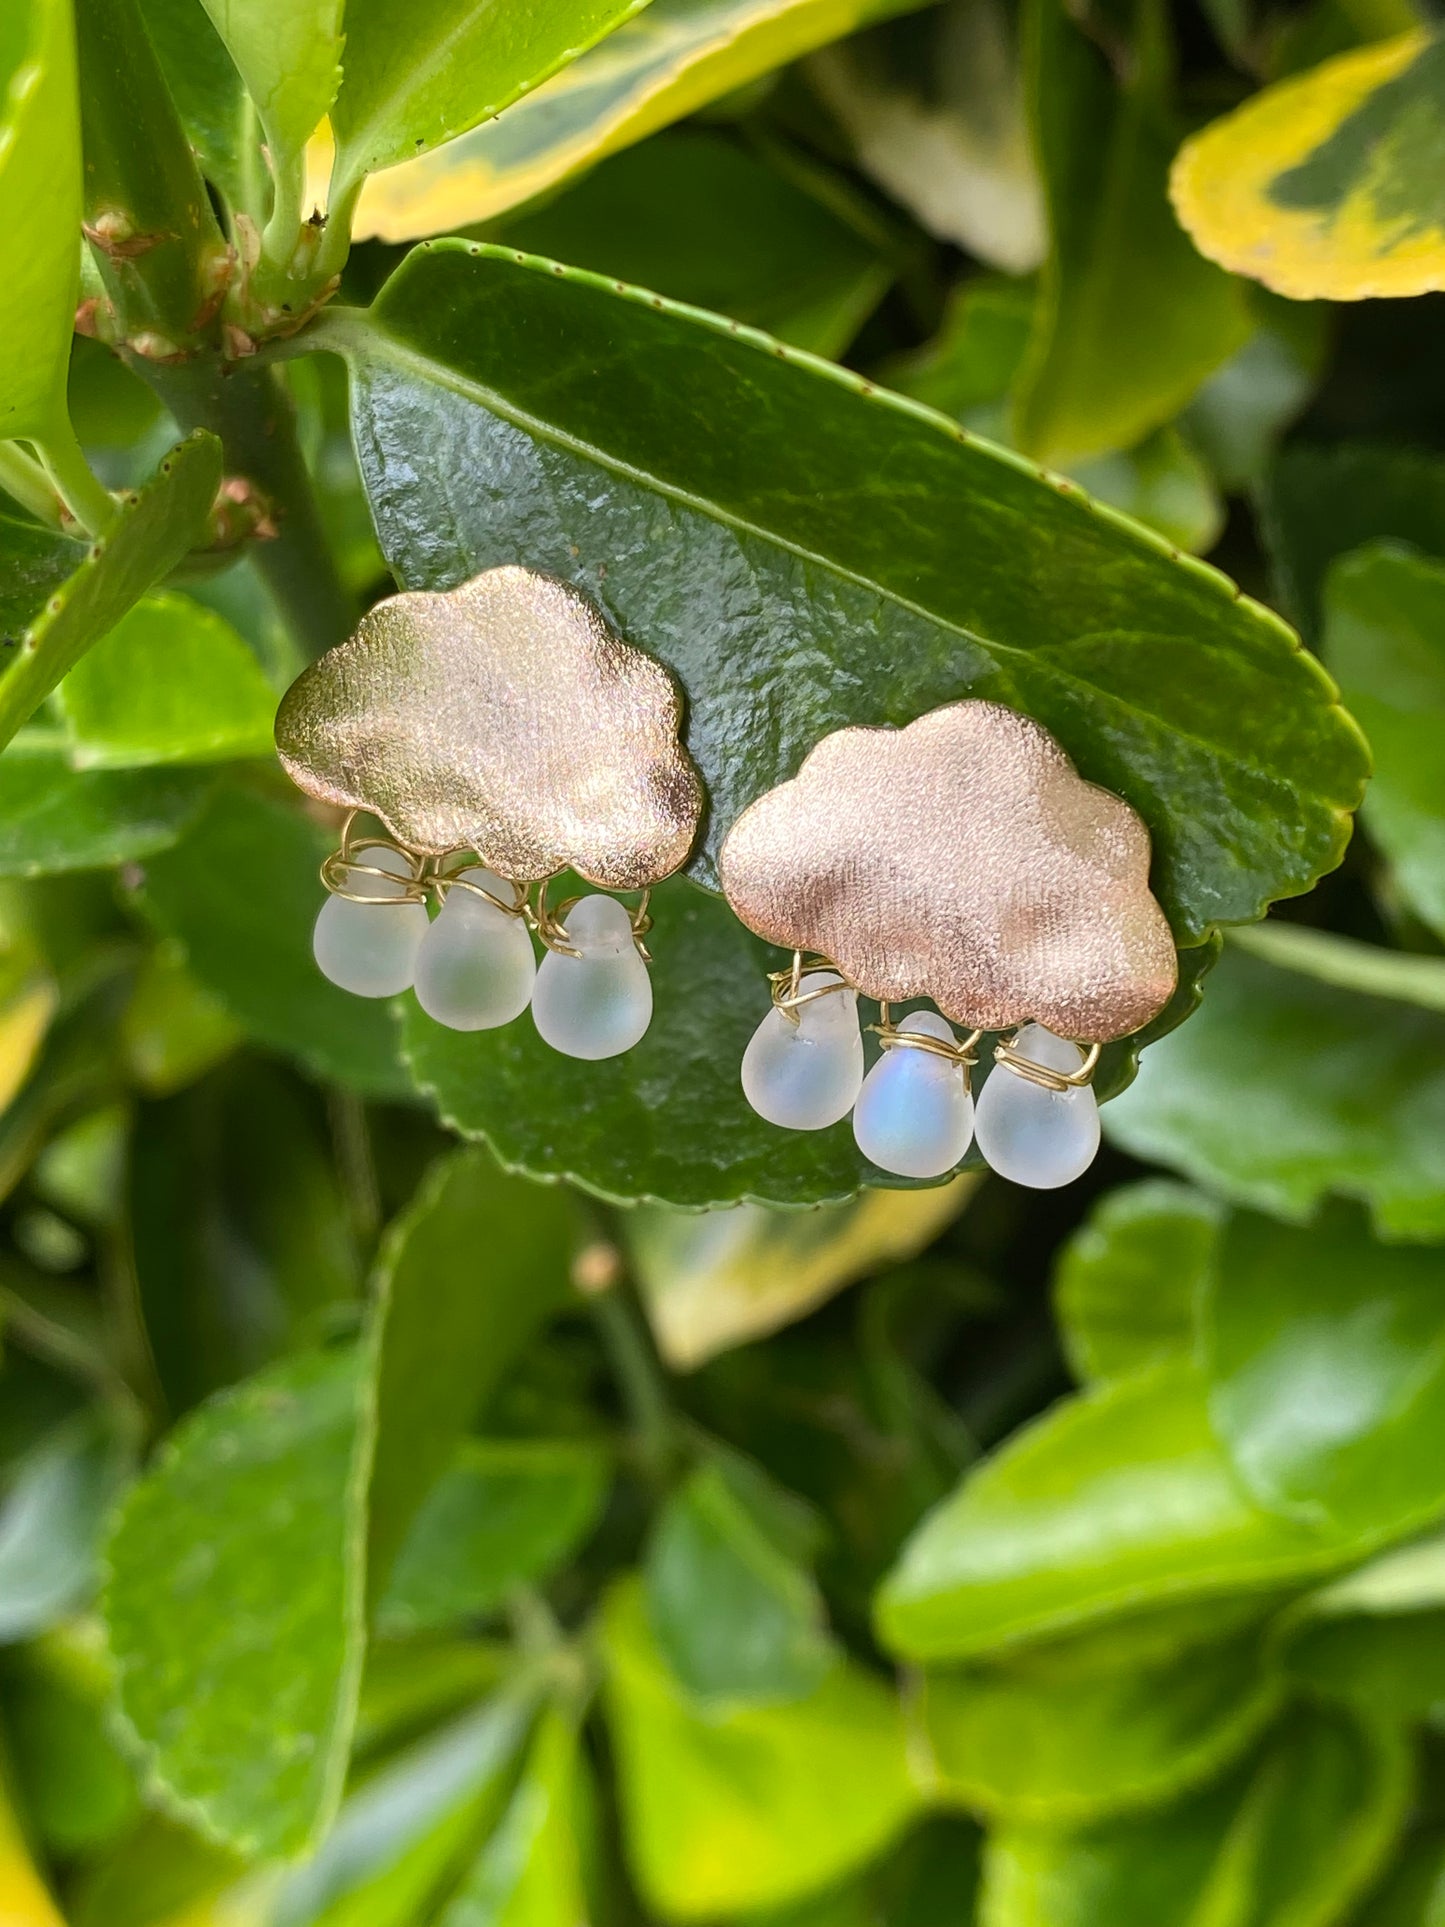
(869, 1006, 983, 1073)
(993, 1034, 1102, 1092)
(428, 853, 527, 919)
(766, 952, 855, 1026)
(319, 810, 429, 906)
(525, 876, 654, 964)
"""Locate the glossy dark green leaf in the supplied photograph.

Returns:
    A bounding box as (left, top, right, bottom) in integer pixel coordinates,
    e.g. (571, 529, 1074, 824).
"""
(1053, 1179, 1223, 1385)
(1275, 1529, 1445, 1722)
(1013, 0, 1252, 465)
(269, 1690, 535, 1927)
(104, 1348, 369, 1856)
(331, 242, 1364, 942)
(875, 1362, 1338, 1663)
(1205, 1207, 1445, 1540)
(485, 128, 890, 359)
(983, 1704, 1411, 1927)
(1260, 441, 1445, 640)
(379, 1439, 608, 1637)
(0, 744, 209, 877)
(919, 1611, 1277, 1822)
(1323, 543, 1445, 940)
(0, 433, 223, 749)
(56, 591, 277, 769)
(332, 0, 652, 192)
(135, 779, 412, 1100)
(1104, 940, 1445, 1240)
(644, 1455, 835, 1705)
(603, 1575, 920, 1916)
(0, 1412, 127, 1641)
(135, 0, 256, 211)
(366, 1146, 581, 1598)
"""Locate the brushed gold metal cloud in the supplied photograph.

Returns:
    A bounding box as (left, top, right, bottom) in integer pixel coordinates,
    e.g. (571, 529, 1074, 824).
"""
(274, 567, 703, 890)
(719, 701, 1178, 1042)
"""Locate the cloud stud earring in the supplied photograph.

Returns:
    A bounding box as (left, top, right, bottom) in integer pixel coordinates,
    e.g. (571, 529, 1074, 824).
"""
(274, 566, 703, 1059)
(719, 701, 1178, 1188)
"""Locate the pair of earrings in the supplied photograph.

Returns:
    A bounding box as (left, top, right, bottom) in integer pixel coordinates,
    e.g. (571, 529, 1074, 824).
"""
(275, 569, 1177, 1186)
(275, 567, 703, 1062)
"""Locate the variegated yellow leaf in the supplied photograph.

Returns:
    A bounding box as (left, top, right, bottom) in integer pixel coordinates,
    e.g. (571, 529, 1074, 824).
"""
(313, 0, 929, 241)
(1170, 29, 1445, 301)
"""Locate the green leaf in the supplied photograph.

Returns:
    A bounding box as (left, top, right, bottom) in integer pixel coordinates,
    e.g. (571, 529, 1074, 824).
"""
(643, 1456, 836, 1705)
(0, 433, 223, 751)
(919, 1613, 1278, 1823)
(135, 778, 412, 1100)
(602, 1575, 920, 1917)
(4, 1628, 142, 1856)
(1228, 922, 1445, 1011)
(982, 1704, 1411, 1927)
(0, 511, 83, 638)
(0, 1413, 127, 1641)
(0, 0, 82, 442)
(1013, 0, 1252, 466)
(1322, 543, 1445, 940)
(879, 273, 1036, 440)
(484, 128, 892, 359)
(194, 0, 341, 179)
(1181, 302, 1324, 494)
(136, 0, 258, 214)
(0, 743, 209, 877)
(378, 1439, 608, 1637)
(1053, 1179, 1223, 1385)
(269, 1690, 535, 1927)
(104, 1348, 370, 1857)
(806, 0, 1044, 275)
(1205, 1207, 1445, 1541)
(1068, 428, 1224, 557)
(1350, 1829, 1445, 1927)
(627, 1178, 974, 1368)
(56, 591, 277, 770)
(875, 1362, 1336, 1663)
(344, 0, 932, 239)
(1170, 30, 1445, 302)
(1103, 939, 1445, 1240)
(333, 242, 1363, 943)
(1259, 442, 1445, 642)
(332, 0, 654, 192)
(119, 945, 241, 1096)
(366, 1145, 581, 1598)
(1275, 1528, 1445, 1722)
(437, 1702, 591, 1927)
(402, 878, 877, 1208)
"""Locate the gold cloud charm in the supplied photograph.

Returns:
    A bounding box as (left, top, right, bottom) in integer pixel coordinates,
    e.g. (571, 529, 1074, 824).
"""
(274, 565, 703, 891)
(278, 566, 704, 1063)
(720, 701, 1178, 1192)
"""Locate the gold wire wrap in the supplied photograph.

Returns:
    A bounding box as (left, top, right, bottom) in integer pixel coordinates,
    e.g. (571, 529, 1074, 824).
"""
(870, 1005, 983, 1074)
(428, 853, 528, 919)
(526, 875, 654, 965)
(766, 951, 856, 1027)
(993, 1035, 1102, 1092)
(319, 811, 429, 906)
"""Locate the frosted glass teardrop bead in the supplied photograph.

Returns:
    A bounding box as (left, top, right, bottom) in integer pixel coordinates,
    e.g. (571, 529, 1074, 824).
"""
(853, 1011, 974, 1178)
(531, 894, 653, 1059)
(974, 1024, 1100, 1189)
(313, 843, 427, 998)
(741, 972, 864, 1130)
(413, 868, 536, 1031)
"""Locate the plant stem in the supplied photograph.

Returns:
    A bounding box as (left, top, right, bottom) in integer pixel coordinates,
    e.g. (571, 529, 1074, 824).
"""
(34, 422, 116, 536)
(0, 444, 64, 529)
(590, 1281, 677, 1482)
(139, 356, 356, 658)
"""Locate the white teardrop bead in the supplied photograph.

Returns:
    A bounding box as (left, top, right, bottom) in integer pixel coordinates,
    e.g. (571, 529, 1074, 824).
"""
(531, 894, 653, 1060)
(313, 843, 428, 998)
(413, 868, 536, 1031)
(974, 1024, 1100, 1189)
(853, 1011, 974, 1178)
(741, 971, 864, 1130)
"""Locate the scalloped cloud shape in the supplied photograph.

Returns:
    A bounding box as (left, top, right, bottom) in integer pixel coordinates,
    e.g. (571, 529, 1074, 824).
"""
(275, 566, 703, 890)
(719, 700, 1177, 1041)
